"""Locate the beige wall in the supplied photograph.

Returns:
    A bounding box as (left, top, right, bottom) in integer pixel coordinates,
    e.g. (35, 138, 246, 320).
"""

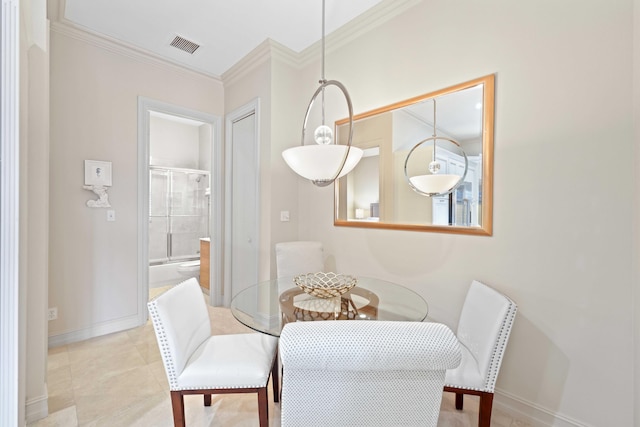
(269, 52, 307, 270)
(24, 43, 50, 422)
(291, 0, 634, 425)
(20, 0, 50, 422)
(48, 28, 224, 343)
(149, 116, 202, 169)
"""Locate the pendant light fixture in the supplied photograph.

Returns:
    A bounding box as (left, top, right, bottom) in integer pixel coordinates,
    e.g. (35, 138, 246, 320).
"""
(404, 98, 468, 197)
(282, 0, 363, 187)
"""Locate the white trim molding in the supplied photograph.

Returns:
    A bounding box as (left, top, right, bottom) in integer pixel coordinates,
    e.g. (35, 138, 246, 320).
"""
(222, 39, 298, 87)
(25, 391, 49, 424)
(48, 315, 140, 348)
(0, 1, 21, 426)
(137, 97, 223, 310)
(297, 0, 423, 67)
(495, 388, 590, 427)
(222, 0, 423, 86)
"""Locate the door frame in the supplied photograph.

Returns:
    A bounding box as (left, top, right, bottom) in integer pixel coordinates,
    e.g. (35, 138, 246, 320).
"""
(223, 99, 261, 306)
(0, 0, 21, 424)
(137, 97, 223, 314)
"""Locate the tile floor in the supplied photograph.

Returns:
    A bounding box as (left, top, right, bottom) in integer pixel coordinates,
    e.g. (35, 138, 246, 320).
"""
(29, 285, 528, 427)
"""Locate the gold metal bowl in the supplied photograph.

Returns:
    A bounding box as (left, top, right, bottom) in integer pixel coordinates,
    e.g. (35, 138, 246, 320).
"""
(293, 272, 357, 299)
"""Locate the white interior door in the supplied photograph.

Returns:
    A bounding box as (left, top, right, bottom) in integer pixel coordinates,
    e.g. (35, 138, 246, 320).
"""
(224, 100, 260, 306)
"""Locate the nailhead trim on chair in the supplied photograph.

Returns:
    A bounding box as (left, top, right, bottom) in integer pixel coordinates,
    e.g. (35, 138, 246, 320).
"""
(148, 295, 180, 390)
(483, 300, 517, 392)
(444, 290, 517, 393)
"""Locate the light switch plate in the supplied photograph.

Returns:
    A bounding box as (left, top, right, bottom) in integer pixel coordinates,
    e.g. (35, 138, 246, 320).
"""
(280, 211, 290, 222)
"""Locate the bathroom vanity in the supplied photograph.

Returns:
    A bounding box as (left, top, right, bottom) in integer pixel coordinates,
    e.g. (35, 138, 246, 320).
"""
(200, 238, 210, 290)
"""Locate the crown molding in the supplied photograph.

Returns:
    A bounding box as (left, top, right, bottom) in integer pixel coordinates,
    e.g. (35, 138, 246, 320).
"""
(298, 0, 423, 66)
(221, 39, 299, 87)
(268, 39, 302, 69)
(50, 20, 222, 83)
(221, 0, 423, 86)
(49, 0, 421, 87)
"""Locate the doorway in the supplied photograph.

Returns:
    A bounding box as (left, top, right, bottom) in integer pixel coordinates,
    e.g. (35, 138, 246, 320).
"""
(147, 113, 211, 290)
(137, 98, 223, 317)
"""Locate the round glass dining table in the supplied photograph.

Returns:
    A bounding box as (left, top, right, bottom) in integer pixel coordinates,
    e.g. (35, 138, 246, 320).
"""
(230, 276, 429, 337)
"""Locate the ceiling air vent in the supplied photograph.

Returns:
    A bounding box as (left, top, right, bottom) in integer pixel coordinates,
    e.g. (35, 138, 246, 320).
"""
(170, 35, 200, 54)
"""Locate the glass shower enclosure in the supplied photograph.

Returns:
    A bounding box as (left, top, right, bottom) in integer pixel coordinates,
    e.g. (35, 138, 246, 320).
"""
(149, 166, 210, 265)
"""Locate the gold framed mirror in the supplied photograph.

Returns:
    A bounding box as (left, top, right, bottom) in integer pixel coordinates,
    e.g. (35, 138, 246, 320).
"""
(334, 74, 494, 235)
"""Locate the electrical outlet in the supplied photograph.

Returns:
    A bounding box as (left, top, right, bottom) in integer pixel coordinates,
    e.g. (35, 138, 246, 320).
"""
(48, 307, 57, 321)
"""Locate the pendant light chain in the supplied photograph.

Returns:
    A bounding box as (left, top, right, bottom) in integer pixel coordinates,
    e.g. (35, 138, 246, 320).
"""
(321, 0, 326, 83)
(320, 0, 326, 126)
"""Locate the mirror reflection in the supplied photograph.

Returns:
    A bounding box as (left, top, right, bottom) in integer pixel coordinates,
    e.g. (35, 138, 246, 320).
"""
(334, 75, 494, 235)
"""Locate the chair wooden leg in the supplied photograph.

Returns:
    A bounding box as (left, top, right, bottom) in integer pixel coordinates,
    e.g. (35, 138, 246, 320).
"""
(478, 392, 494, 427)
(204, 394, 212, 406)
(271, 356, 280, 403)
(455, 393, 464, 410)
(257, 387, 269, 427)
(170, 391, 186, 427)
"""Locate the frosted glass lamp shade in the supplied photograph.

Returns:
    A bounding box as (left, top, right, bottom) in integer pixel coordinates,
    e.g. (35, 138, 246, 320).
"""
(404, 134, 468, 197)
(409, 174, 462, 196)
(282, 145, 363, 186)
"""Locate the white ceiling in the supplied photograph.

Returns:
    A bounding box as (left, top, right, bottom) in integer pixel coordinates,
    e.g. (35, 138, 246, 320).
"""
(63, 0, 386, 77)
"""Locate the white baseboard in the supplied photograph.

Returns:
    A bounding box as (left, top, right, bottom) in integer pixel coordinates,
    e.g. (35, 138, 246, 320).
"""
(48, 314, 142, 348)
(25, 391, 48, 424)
(495, 388, 589, 427)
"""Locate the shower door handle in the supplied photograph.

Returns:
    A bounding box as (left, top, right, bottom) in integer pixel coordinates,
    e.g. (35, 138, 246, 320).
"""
(167, 233, 172, 259)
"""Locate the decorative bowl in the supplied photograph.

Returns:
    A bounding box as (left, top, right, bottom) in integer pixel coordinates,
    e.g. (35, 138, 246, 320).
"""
(293, 272, 357, 299)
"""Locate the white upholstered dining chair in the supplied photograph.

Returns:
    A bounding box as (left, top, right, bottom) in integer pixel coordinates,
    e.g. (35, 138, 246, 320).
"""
(147, 278, 279, 427)
(279, 320, 461, 427)
(444, 280, 517, 427)
(275, 241, 324, 278)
